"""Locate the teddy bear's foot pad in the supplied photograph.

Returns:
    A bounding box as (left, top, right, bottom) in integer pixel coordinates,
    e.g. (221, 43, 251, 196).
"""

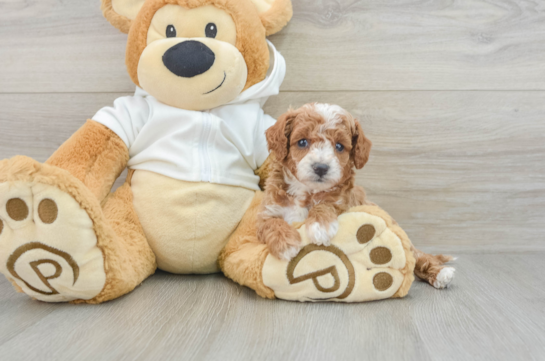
(262, 209, 412, 302)
(0, 181, 106, 302)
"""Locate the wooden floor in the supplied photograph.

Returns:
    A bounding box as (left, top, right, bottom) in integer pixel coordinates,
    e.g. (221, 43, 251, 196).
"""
(1, 0, 545, 360)
(0, 253, 544, 361)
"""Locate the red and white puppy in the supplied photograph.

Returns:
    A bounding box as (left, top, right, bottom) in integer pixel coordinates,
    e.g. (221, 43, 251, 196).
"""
(257, 103, 456, 289)
(257, 103, 370, 260)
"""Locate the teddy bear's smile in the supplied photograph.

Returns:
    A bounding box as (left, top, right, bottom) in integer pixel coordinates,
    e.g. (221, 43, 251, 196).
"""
(204, 71, 227, 94)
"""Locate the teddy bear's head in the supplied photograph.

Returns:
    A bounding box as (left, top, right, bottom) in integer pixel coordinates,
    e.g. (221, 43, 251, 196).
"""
(101, 0, 292, 110)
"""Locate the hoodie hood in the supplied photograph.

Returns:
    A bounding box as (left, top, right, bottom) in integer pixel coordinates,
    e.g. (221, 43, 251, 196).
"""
(228, 40, 286, 107)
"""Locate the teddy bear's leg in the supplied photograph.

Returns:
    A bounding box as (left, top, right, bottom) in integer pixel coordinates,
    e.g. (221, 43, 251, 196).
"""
(220, 195, 417, 302)
(0, 121, 156, 303)
(0, 158, 156, 303)
(85, 177, 157, 303)
(218, 192, 275, 299)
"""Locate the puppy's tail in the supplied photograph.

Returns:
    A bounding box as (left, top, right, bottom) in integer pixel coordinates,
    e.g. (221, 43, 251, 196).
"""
(435, 254, 454, 263)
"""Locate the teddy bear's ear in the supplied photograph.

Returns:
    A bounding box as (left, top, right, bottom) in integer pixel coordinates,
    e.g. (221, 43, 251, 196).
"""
(249, 0, 293, 36)
(101, 0, 147, 34)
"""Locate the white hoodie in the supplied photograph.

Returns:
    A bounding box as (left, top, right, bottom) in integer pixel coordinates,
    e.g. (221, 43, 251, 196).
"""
(92, 41, 285, 191)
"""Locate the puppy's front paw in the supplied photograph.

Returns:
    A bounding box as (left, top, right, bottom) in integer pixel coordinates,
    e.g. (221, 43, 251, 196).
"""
(269, 240, 302, 261)
(307, 220, 339, 246)
(277, 244, 302, 261)
(262, 225, 303, 261)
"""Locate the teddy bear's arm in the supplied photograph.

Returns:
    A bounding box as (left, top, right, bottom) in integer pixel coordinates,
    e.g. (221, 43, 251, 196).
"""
(46, 119, 129, 201)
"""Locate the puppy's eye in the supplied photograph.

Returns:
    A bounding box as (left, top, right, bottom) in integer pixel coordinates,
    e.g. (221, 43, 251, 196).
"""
(297, 139, 309, 148)
(166, 25, 176, 38)
(335, 143, 345, 152)
(205, 23, 217, 38)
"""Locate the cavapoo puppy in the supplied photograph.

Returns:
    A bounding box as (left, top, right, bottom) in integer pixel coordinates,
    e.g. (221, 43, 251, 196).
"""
(257, 103, 370, 260)
(257, 103, 455, 289)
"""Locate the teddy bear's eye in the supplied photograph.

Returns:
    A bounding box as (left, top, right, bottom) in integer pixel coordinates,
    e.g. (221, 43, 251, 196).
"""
(205, 23, 217, 38)
(166, 25, 176, 38)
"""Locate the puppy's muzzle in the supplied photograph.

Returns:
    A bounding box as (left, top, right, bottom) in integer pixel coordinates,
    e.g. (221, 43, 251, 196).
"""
(162, 40, 215, 78)
(312, 163, 330, 178)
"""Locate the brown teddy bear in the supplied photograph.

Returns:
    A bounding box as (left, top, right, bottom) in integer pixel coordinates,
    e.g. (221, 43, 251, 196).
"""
(0, 0, 453, 304)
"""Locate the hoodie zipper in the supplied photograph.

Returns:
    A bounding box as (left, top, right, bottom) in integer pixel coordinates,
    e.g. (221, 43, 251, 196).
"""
(199, 112, 212, 182)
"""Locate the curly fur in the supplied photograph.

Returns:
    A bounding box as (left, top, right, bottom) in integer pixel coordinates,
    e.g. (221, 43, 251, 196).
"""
(257, 103, 454, 290)
(257, 103, 372, 259)
(412, 247, 455, 288)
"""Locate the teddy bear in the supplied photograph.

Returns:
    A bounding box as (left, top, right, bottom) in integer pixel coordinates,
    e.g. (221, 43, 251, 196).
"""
(0, 0, 453, 304)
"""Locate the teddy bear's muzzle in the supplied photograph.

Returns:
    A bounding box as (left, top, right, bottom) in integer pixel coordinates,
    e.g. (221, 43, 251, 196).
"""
(162, 40, 216, 78)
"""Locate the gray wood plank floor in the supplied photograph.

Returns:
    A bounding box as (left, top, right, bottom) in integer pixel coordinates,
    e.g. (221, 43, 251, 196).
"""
(1, 0, 544, 360)
(0, 253, 543, 361)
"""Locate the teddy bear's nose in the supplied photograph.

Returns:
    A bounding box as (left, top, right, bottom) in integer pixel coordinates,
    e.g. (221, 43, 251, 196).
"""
(162, 40, 215, 78)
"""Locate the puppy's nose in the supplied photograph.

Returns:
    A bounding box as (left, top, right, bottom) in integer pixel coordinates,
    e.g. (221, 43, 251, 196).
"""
(162, 40, 215, 78)
(312, 163, 330, 177)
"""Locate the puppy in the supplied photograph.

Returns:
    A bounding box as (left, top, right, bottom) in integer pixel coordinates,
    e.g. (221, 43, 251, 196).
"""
(257, 103, 455, 289)
(257, 103, 370, 260)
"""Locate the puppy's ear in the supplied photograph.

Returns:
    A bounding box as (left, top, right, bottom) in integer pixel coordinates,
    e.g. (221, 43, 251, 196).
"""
(352, 120, 372, 169)
(249, 0, 293, 36)
(101, 0, 146, 33)
(266, 109, 298, 161)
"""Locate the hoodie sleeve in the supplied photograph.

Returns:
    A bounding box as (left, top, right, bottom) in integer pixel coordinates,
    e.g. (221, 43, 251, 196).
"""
(92, 95, 151, 149)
